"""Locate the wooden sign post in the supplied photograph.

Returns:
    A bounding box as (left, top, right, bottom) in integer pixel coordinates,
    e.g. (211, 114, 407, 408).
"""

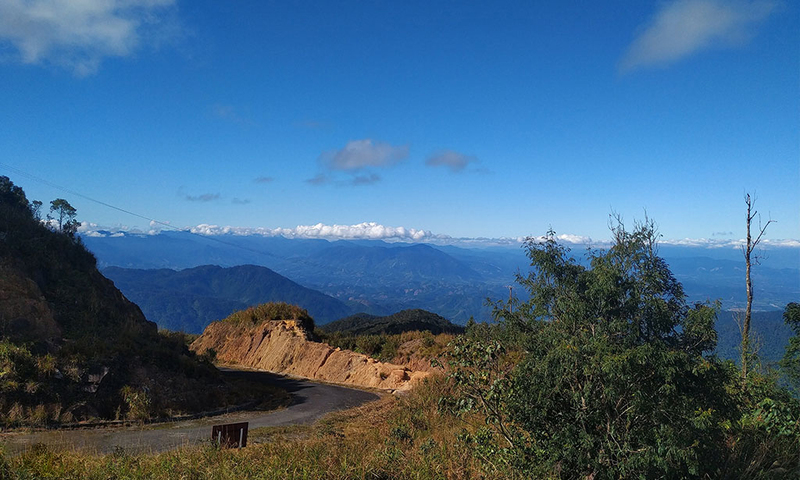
(211, 422, 249, 449)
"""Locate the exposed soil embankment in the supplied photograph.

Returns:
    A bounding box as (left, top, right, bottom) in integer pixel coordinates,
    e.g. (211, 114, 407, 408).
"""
(191, 320, 428, 391)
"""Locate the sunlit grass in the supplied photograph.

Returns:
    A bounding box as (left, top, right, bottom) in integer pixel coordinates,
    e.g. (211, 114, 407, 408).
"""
(0, 375, 509, 480)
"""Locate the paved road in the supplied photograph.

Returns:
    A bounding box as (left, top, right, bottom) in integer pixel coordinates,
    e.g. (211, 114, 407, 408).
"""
(0, 369, 380, 455)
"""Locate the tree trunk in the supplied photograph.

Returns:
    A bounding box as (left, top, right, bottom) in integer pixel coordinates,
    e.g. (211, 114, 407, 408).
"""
(741, 193, 773, 382)
(742, 205, 753, 380)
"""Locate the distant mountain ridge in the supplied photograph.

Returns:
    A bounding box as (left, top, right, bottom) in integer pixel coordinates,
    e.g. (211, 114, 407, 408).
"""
(82, 231, 799, 323)
(321, 309, 465, 336)
(103, 264, 354, 333)
(303, 243, 482, 283)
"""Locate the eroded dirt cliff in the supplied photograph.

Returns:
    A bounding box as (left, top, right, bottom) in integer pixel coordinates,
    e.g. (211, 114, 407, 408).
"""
(191, 319, 429, 391)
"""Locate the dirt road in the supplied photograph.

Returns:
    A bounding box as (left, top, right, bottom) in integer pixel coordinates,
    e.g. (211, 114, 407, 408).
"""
(0, 368, 380, 455)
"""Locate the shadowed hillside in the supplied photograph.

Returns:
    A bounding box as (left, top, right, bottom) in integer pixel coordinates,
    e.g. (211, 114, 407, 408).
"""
(0, 177, 281, 426)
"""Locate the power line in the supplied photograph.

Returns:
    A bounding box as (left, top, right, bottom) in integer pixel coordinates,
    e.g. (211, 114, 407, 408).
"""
(0, 162, 276, 260)
(1, 162, 177, 230)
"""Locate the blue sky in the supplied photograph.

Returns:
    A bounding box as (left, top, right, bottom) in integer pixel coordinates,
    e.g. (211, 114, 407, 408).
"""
(1, 0, 797, 245)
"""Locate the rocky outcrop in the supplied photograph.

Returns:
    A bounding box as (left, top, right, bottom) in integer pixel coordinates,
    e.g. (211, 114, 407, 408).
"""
(191, 319, 428, 391)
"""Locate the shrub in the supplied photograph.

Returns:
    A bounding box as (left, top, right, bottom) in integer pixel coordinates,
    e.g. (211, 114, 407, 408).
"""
(224, 303, 314, 331)
(446, 221, 761, 478)
(120, 386, 152, 422)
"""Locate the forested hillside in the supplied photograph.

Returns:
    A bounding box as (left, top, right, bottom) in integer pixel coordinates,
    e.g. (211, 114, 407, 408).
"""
(715, 309, 792, 365)
(103, 264, 354, 333)
(321, 309, 464, 336)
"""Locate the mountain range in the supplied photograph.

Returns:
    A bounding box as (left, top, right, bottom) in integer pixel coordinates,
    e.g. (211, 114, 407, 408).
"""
(78, 229, 799, 364)
(103, 264, 354, 333)
(84, 231, 798, 323)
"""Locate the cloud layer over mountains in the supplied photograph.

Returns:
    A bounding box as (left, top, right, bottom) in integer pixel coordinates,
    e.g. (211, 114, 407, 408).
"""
(77, 220, 800, 249)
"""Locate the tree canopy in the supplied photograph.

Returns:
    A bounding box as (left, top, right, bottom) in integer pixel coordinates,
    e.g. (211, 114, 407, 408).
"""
(445, 219, 799, 478)
(48, 198, 79, 237)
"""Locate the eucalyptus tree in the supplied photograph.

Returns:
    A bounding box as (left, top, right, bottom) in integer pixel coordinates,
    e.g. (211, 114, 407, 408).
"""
(48, 198, 79, 237)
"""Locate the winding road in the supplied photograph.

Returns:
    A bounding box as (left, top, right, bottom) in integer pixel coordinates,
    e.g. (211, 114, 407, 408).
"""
(0, 369, 380, 455)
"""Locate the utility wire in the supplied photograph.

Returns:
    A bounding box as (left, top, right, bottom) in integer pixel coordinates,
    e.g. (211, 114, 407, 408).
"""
(0, 162, 276, 260)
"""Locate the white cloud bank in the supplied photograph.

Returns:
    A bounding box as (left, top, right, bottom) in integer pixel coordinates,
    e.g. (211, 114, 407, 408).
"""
(660, 237, 800, 248)
(620, 0, 774, 72)
(79, 221, 800, 249)
(188, 222, 437, 242)
(0, 0, 178, 76)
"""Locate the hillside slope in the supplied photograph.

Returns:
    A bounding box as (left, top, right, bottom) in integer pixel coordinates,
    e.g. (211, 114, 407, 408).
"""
(190, 303, 428, 391)
(0, 177, 272, 425)
(104, 264, 354, 333)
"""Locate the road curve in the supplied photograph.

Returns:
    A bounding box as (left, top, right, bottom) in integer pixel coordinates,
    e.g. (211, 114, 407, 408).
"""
(1, 368, 380, 455)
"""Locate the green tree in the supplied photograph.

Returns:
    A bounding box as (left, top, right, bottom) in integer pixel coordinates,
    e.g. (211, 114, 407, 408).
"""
(0, 176, 29, 212)
(30, 200, 43, 221)
(48, 198, 79, 237)
(780, 303, 800, 391)
(448, 219, 735, 478)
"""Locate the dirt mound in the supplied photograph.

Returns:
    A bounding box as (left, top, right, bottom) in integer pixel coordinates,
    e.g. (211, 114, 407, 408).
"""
(191, 319, 428, 391)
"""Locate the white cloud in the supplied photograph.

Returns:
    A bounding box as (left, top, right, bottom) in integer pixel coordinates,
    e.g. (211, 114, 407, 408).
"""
(77, 221, 98, 233)
(320, 139, 409, 171)
(77, 221, 800, 249)
(180, 224, 600, 246)
(0, 0, 178, 76)
(188, 222, 438, 242)
(661, 237, 800, 248)
(77, 221, 153, 236)
(426, 150, 478, 173)
(620, 0, 774, 72)
(556, 234, 594, 245)
(77, 222, 105, 237)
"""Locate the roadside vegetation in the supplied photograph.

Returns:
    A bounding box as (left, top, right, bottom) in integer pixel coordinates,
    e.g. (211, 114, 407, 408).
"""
(317, 309, 461, 364)
(317, 329, 453, 364)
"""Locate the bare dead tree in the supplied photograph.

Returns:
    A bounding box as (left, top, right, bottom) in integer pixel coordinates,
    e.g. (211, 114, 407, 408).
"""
(740, 193, 774, 381)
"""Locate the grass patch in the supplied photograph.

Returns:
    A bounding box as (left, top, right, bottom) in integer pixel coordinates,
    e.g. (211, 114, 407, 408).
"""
(0, 374, 513, 479)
